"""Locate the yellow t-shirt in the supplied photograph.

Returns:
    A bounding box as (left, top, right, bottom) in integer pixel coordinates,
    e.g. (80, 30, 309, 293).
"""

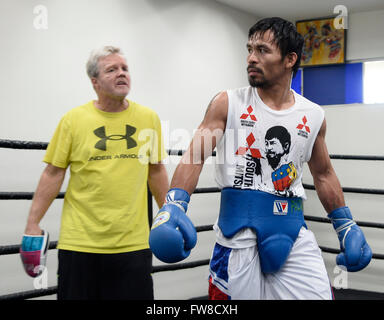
(44, 100, 167, 253)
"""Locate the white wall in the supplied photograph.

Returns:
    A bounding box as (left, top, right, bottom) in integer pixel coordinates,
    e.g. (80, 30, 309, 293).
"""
(347, 10, 384, 61)
(0, 0, 257, 299)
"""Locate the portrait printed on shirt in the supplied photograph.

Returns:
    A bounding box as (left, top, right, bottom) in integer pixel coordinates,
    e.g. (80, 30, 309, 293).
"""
(232, 124, 298, 197)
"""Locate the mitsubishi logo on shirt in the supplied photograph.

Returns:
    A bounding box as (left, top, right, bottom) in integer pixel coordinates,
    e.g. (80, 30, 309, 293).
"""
(240, 105, 257, 128)
(93, 125, 137, 151)
(297, 116, 310, 138)
(235, 133, 262, 158)
(240, 105, 257, 121)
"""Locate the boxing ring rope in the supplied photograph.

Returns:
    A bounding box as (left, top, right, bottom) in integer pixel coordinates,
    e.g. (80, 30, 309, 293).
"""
(1, 138, 384, 300)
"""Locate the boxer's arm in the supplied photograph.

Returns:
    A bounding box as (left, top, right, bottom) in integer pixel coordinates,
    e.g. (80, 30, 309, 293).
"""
(308, 119, 345, 214)
(150, 93, 227, 263)
(170, 92, 228, 195)
(309, 122, 372, 271)
(148, 162, 169, 208)
(24, 164, 66, 235)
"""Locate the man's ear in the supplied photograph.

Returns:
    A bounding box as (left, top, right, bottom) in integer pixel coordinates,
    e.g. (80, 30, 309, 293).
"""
(285, 52, 298, 70)
(91, 77, 98, 90)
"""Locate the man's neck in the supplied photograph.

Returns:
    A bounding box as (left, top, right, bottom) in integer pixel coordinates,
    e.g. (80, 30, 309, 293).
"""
(95, 96, 129, 113)
(257, 78, 295, 111)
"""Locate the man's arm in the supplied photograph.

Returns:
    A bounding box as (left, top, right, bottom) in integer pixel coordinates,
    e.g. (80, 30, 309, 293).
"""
(148, 92, 228, 263)
(308, 118, 372, 272)
(24, 163, 66, 235)
(148, 162, 169, 208)
(308, 119, 345, 214)
(170, 91, 228, 195)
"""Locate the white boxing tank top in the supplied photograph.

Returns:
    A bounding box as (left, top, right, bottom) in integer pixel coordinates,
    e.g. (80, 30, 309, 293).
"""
(215, 86, 325, 200)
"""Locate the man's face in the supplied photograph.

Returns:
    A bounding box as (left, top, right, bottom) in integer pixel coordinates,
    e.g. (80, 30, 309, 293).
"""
(92, 53, 131, 99)
(246, 30, 286, 88)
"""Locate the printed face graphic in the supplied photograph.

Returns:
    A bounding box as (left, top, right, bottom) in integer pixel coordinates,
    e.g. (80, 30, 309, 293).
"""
(265, 126, 291, 170)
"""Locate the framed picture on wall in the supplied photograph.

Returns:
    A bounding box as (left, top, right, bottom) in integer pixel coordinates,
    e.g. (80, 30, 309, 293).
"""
(296, 16, 346, 67)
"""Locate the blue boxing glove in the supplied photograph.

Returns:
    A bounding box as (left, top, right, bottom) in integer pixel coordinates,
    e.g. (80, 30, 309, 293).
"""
(328, 206, 372, 272)
(149, 188, 197, 263)
(165, 188, 190, 211)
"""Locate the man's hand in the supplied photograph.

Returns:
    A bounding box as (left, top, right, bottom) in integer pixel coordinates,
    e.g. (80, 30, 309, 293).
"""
(149, 188, 197, 263)
(328, 206, 372, 272)
(20, 230, 50, 277)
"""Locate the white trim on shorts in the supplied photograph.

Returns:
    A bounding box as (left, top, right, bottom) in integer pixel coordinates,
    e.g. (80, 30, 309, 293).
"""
(209, 227, 333, 300)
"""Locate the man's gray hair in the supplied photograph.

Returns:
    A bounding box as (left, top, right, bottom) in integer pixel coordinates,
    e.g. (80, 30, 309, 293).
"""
(86, 46, 124, 78)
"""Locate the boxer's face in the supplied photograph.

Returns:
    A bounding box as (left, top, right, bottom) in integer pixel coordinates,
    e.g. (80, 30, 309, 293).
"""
(92, 53, 131, 99)
(246, 30, 286, 88)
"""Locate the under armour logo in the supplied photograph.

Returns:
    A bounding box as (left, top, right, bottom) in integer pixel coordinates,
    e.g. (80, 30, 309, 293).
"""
(93, 125, 137, 151)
